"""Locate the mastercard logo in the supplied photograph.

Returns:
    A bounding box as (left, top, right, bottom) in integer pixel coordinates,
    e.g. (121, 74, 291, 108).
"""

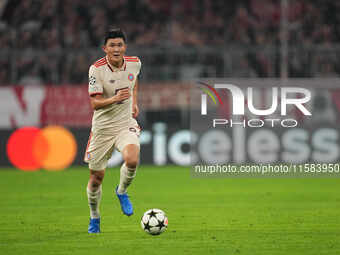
(7, 126, 77, 171)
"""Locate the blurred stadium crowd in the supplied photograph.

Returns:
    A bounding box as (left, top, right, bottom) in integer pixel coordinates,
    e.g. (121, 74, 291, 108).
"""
(0, 0, 340, 85)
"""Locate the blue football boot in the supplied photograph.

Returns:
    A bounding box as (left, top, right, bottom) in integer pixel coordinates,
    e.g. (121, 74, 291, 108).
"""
(115, 187, 133, 216)
(88, 218, 100, 233)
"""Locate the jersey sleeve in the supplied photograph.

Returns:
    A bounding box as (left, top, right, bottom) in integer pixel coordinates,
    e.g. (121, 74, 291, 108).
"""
(136, 58, 142, 77)
(88, 65, 103, 96)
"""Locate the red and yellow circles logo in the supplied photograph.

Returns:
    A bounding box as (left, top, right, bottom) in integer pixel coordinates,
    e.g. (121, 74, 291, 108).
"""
(7, 126, 77, 171)
(128, 73, 134, 81)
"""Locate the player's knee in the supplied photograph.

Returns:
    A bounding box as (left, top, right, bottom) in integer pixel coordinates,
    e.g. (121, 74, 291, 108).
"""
(123, 145, 139, 168)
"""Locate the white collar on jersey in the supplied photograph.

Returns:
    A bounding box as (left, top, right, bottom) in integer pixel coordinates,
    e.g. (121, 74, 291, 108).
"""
(106, 56, 126, 72)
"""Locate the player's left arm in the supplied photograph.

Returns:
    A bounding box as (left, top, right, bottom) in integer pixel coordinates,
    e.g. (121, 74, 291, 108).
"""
(132, 79, 139, 118)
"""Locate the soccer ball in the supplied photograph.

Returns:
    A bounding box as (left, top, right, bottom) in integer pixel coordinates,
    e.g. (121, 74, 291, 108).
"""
(141, 208, 168, 235)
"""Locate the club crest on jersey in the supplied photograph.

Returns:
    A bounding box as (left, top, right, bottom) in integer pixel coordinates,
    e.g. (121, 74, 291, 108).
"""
(128, 73, 134, 81)
(87, 152, 91, 160)
(109, 80, 115, 83)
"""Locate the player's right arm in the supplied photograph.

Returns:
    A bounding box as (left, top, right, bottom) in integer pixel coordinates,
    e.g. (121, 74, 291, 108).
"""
(90, 90, 130, 110)
(88, 65, 130, 110)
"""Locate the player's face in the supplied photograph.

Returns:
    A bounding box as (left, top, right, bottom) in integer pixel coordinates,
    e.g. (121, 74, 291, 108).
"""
(103, 38, 126, 66)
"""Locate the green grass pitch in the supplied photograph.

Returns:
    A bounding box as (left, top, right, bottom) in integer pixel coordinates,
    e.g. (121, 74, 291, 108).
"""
(1, 165, 340, 255)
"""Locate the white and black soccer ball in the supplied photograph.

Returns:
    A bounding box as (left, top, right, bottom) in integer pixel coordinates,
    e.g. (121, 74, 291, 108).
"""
(141, 209, 168, 235)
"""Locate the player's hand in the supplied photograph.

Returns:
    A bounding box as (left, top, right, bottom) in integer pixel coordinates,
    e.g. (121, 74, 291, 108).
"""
(132, 104, 139, 118)
(114, 88, 130, 103)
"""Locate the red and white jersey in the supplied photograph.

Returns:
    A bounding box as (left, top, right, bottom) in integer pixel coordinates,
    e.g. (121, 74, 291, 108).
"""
(88, 56, 141, 134)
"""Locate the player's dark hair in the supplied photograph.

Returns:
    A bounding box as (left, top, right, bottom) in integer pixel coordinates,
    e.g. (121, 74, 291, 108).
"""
(104, 28, 127, 45)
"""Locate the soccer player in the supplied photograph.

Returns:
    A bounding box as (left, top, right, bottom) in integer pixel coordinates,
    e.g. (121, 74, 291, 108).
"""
(84, 28, 141, 233)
